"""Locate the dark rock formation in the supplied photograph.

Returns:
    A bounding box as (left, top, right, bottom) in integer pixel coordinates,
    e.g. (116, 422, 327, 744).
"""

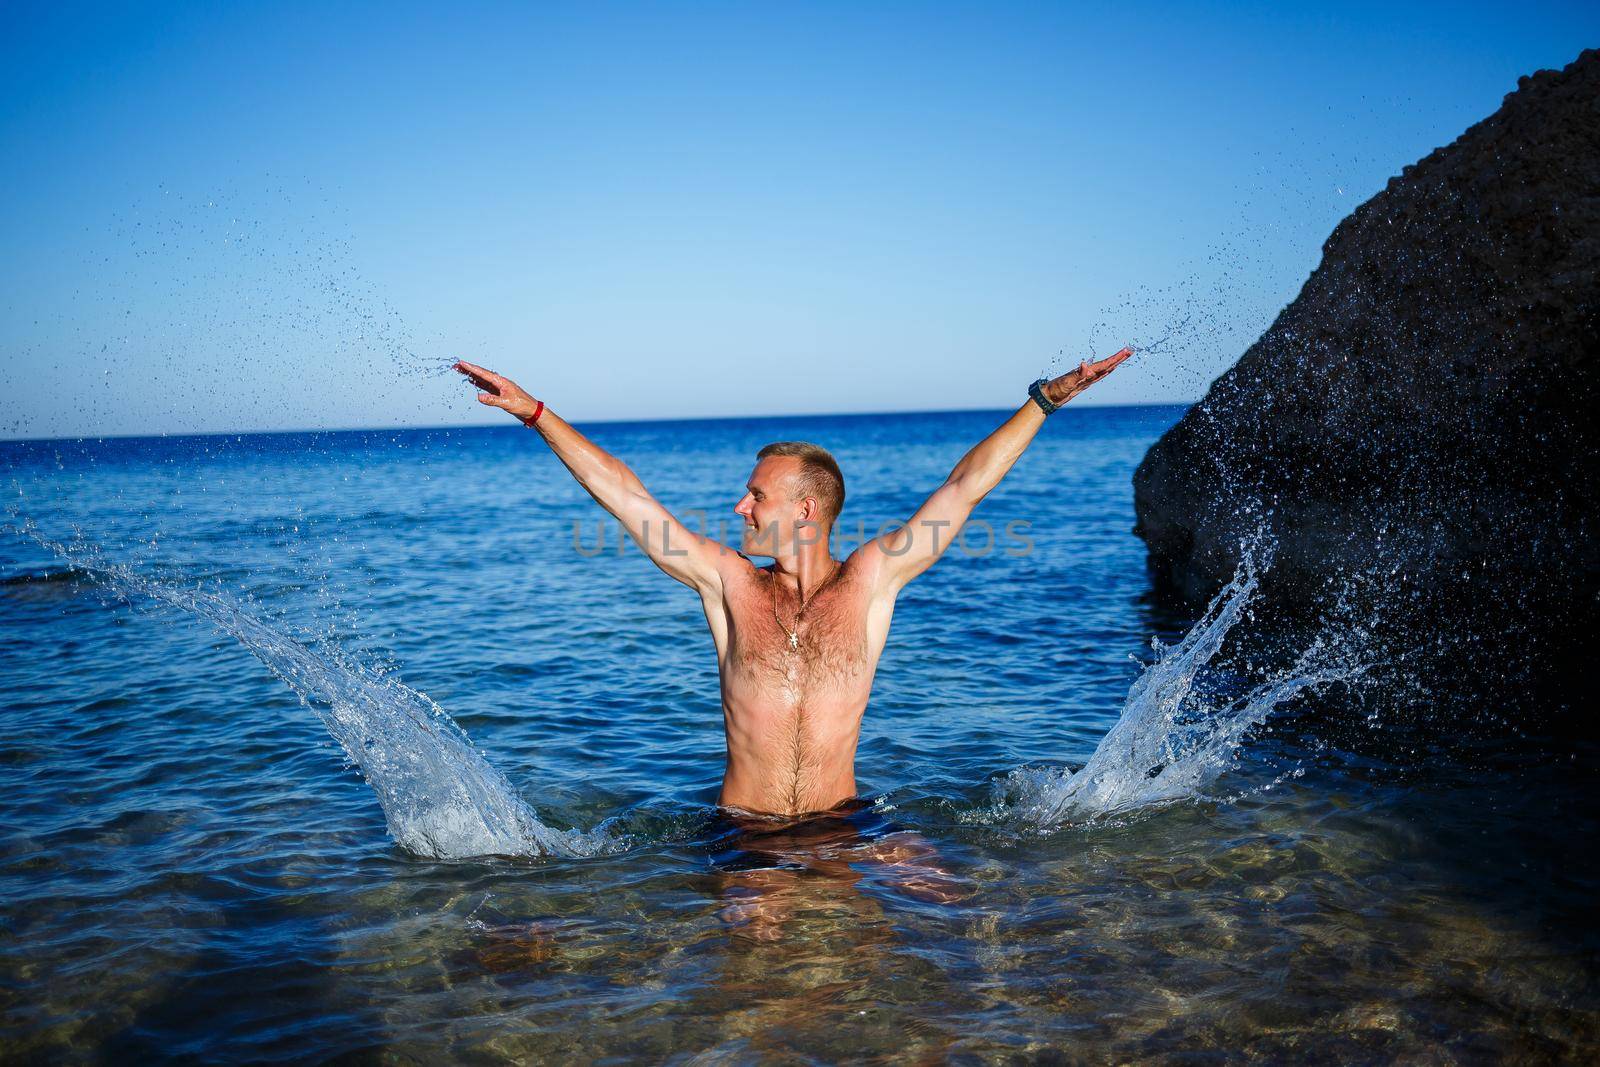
(1133, 50, 1599, 718)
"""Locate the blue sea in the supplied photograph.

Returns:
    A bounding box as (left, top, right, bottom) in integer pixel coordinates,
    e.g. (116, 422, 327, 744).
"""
(2, 407, 1595, 1061)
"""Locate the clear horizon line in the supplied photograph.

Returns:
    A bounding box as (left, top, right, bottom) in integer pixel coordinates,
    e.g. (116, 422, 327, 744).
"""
(0, 397, 1195, 446)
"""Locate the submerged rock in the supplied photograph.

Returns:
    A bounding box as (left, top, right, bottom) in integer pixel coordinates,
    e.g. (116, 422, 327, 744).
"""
(1132, 50, 1599, 718)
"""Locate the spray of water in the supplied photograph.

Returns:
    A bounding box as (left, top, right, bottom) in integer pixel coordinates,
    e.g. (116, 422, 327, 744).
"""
(9, 521, 614, 861)
(6, 516, 1368, 857)
(984, 543, 1370, 828)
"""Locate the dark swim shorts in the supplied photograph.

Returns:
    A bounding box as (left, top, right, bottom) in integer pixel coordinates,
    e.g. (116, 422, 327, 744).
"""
(708, 797, 907, 872)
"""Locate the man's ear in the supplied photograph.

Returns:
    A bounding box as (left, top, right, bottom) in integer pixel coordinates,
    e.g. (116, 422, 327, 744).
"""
(801, 497, 820, 521)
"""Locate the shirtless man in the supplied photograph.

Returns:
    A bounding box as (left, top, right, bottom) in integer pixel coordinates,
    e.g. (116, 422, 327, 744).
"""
(454, 348, 1130, 817)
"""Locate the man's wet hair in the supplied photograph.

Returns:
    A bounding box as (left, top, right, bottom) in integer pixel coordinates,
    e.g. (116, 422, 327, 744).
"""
(756, 441, 846, 523)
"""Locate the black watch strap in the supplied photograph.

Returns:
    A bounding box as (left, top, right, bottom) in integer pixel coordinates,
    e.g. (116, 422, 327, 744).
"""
(1028, 378, 1060, 415)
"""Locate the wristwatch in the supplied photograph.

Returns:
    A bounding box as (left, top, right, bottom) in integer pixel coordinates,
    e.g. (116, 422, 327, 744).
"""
(1028, 379, 1060, 416)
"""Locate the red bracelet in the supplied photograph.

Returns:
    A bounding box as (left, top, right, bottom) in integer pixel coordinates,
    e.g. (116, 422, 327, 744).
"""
(522, 400, 545, 427)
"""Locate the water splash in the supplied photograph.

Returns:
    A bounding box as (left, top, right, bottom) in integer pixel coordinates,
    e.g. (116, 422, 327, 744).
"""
(8, 522, 613, 861)
(7, 520, 1365, 856)
(986, 544, 1369, 828)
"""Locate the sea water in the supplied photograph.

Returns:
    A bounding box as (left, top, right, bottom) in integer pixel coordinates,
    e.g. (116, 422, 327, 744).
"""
(2, 410, 1595, 1061)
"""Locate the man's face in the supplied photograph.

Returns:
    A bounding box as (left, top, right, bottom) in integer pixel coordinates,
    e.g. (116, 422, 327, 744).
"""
(734, 456, 806, 556)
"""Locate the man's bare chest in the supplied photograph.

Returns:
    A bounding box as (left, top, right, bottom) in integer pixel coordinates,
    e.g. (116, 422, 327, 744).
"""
(724, 578, 873, 693)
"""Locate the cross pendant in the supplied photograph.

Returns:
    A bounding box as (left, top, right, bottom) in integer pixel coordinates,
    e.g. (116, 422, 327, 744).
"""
(787, 631, 799, 651)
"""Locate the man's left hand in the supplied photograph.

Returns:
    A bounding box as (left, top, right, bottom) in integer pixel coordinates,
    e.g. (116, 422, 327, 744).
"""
(1042, 346, 1134, 407)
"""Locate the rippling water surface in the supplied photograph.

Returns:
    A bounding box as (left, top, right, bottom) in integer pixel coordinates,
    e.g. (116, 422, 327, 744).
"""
(2, 408, 1595, 1061)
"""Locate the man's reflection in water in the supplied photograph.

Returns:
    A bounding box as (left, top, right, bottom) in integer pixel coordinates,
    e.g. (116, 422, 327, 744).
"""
(456, 802, 974, 1057)
(695, 800, 972, 1054)
(711, 799, 967, 938)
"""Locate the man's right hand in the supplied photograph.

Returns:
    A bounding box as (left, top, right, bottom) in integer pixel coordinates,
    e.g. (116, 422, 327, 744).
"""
(454, 360, 541, 422)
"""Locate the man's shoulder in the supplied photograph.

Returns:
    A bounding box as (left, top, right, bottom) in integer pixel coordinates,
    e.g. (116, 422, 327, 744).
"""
(839, 539, 903, 605)
(840, 540, 887, 580)
(712, 549, 762, 584)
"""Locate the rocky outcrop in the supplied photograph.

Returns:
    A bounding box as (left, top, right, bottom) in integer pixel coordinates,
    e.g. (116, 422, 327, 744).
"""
(1133, 50, 1599, 715)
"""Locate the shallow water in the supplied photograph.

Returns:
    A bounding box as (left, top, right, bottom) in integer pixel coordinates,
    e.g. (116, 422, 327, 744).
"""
(3, 408, 1596, 1061)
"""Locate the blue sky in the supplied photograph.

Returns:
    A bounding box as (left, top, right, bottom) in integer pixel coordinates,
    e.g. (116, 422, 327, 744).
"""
(2, 2, 1595, 439)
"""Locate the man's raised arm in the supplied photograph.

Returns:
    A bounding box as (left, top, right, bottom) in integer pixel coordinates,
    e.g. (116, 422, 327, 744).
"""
(454, 361, 727, 595)
(861, 347, 1132, 594)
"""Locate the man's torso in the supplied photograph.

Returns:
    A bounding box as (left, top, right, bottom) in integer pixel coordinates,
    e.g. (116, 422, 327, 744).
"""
(701, 551, 895, 816)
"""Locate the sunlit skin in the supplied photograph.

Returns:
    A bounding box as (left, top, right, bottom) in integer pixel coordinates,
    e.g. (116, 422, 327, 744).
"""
(454, 349, 1130, 819)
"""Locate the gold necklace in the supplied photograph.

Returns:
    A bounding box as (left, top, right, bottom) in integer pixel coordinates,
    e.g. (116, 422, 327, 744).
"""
(771, 562, 838, 652)
(772, 600, 800, 652)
